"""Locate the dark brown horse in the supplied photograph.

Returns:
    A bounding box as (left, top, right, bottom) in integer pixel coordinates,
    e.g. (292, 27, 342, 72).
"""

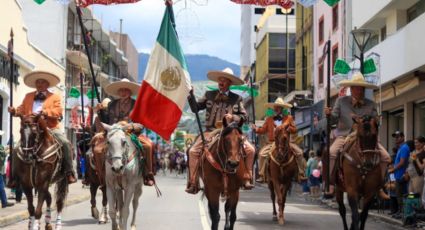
(13, 114, 68, 230)
(335, 115, 382, 230)
(201, 118, 247, 230)
(78, 129, 108, 224)
(267, 124, 297, 225)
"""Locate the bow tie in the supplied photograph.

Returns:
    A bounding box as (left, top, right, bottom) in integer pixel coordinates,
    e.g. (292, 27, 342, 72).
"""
(34, 92, 46, 101)
(215, 93, 229, 102)
(274, 115, 283, 121)
(352, 98, 364, 108)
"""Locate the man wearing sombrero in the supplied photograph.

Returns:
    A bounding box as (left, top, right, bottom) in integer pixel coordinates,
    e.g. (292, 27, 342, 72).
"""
(97, 78, 155, 186)
(8, 71, 76, 186)
(324, 72, 390, 199)
(185, 68, 256, 194)
(252, 97, 307, 183)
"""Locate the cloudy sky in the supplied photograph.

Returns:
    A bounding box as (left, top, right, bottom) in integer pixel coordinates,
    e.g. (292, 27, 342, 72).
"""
(92, 0, 242, 64)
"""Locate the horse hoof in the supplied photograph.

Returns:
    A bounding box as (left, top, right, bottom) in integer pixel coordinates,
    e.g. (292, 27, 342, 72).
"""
(272, 215, 278, 221)
(278, 218, 285, 225)
(45, 224, 52, 230)
(91, 207, 99, 219)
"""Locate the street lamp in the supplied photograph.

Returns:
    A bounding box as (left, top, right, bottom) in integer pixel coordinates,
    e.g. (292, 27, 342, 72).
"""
(351, 27, 374, 74)
(281, 7, 292, 96)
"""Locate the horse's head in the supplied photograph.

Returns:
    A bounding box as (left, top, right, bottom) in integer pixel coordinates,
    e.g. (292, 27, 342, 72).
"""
(220, 117, 244, 172)
(103, 122, 131, 174)
(19, 114, 48, 155)
(274, 124, 291, 162)
(353, 115, 379, 149)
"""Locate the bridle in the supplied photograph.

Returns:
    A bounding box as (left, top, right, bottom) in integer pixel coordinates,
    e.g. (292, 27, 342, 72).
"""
(106, 127, 131, 167)
(213, 123, 244, 174)
(20, 119, 43, 157)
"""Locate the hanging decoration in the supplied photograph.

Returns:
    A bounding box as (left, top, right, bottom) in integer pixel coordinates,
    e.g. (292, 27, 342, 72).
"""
(333, 58, 377, 75)
(34, 0, 46, 4)
(230, 0, 294, 10)
(86, 88, 97, 99)
(69, 87, 81, 98)
(206, 85, 258, 98)
(76, 0, 141, 7)
(322, 0, 340, 7)
(297, 0, 318, 7)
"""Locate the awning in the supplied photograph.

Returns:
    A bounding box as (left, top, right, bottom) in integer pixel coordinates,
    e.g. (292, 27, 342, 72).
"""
(375, 76, 420, 102)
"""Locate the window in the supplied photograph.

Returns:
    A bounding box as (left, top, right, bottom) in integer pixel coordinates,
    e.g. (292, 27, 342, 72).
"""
(268, 78, 295, 101)
(268, 33, 296, 74)
(254, 8, 265, 14)
(319, 16, 324, 44)
(407, 0, 425, 23)
(332, 4, 338, 30)
(318, 64, 324, 84)
(332, 44, 338, 74)
(380, 26, 386, 41)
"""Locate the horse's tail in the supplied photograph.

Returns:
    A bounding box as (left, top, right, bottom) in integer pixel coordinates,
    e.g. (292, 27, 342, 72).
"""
(55, 177, 69, 212)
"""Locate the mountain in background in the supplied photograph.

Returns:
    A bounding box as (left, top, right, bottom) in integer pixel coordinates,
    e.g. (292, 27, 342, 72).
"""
(138, 53, 240, 82)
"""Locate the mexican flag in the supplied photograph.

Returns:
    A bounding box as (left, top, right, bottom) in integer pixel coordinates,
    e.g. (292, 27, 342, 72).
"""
(130, 6, 191, 141)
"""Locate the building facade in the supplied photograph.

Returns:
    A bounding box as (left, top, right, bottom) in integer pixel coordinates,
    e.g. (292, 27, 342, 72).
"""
(0, 0, 65, 145)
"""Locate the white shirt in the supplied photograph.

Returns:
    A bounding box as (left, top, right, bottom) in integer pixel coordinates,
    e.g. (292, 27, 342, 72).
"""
(32, 92, 46, 114)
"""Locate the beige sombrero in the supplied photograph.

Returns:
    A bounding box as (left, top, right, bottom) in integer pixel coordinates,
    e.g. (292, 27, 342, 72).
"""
(266, 97, 293, 109)
(23, 71, 60, 88)
(105, 78, 140, 97)
(338, 72, 378, 89)
(207, 68, 244, 85)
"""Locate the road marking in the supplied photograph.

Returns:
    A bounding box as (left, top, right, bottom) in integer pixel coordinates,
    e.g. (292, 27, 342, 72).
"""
(198, 199, 210, 230)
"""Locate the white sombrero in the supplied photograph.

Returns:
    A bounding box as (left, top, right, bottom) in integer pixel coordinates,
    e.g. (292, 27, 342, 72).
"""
(207, 68, 244, 85)
(105, 78, 140, 97)
(338, 72, 378, 89)
(266, 97, 293, 109)
(23, 71, 60, 88)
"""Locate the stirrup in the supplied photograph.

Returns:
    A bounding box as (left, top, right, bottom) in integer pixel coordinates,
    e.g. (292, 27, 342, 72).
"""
(185, 184, 199, 194)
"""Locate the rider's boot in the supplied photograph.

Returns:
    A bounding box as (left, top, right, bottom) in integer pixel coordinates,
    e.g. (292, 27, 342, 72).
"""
(185, 152, 200, 194)
(295, 155, 308, 182)
(323, 158, 336, 199)
(67, 172, 77, 184)
(141, 140, 155, 186)
(242, 145, 255, 190)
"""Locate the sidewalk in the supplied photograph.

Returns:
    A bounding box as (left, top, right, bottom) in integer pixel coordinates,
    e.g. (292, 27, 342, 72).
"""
(255, 181, 406, 228)
(0, 181, 91, 228)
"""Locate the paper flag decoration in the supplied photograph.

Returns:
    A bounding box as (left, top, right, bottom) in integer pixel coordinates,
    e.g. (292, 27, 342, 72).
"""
(86, 89, 97, 99)
(334, 59, 351, 74)
(362, 58, 377, 75)
(323, 0, 340, 7)
(34, 0, 46, 4)
(69, 87, 81, 98)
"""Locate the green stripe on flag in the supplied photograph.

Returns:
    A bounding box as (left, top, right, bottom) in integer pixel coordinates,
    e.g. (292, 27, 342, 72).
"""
(156, 8, 188, 71)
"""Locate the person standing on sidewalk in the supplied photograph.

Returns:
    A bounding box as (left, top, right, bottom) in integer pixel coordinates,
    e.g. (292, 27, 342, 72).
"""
(0, 139, 14, 208)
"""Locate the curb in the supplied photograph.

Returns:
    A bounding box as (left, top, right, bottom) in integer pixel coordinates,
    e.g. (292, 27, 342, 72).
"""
(0, 193, 91, 227)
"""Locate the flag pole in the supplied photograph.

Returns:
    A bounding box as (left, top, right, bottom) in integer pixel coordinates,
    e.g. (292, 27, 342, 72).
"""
(75, 5, 101, 104)
(165, 0, 206, 144)
(325, 39, 331, 193)
(8, 29, 14, 155)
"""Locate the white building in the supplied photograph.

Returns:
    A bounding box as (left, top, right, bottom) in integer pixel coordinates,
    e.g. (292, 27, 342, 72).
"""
(350, 0, 425, 149)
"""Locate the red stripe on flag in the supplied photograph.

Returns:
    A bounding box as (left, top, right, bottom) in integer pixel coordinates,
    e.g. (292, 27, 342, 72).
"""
(130, 82, 182, 141)
(76, 0, 140, 7)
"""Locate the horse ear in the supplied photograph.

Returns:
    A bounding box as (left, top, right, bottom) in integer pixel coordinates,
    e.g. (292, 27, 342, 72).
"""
(101, 122, 111, 131)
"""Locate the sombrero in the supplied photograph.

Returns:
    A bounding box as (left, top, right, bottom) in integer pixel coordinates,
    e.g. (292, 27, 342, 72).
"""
(207, 68, 244, 85)
(23, 71, 60, 88)
(338, 72, 378, 89)
(266, 97, 293, 109)
(105, 78, 140, 97)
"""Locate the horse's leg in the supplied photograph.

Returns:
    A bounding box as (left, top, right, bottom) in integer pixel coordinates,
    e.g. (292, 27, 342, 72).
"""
(224, 190, 240, 230)
(268, 181, 277, 221)
(107, 187, 118, 230)
(347, 194, 359, 230)
(359, 196, 373, 230)
(23, 187, 35, 230)
(336, 187, 348, 230)
(99, 185, 108, 224)
(44, 191, 53, 230)
(34, 189, 46, 230)
(206, 188, 220, 230)
(130, 184, 143, 230)
(55, 176, 68, 230)
(90, 184, 100, 220)
(275, 183, 284, 225)
(120, 185, 135, 230)
(279, 182, 291, 225)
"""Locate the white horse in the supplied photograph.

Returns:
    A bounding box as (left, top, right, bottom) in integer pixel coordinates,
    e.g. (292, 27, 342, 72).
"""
(103, 123, 144, 230)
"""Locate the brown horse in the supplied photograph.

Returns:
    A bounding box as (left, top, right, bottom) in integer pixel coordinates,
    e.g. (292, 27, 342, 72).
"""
(13, 114, 68, 230)
(267, 124, 298, 225)
(201, 118, 247, 230)
(78, 130, 108, 224)
(335, 115, 382, 230)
